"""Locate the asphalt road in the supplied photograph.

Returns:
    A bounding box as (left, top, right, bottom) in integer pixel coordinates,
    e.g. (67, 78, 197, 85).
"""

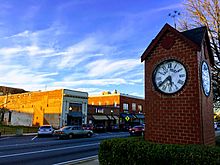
(0, 132, 129, 165)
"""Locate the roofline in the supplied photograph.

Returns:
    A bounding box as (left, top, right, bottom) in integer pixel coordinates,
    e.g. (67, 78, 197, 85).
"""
(89, 93, 144, 100)
(141, 23, 200, 62)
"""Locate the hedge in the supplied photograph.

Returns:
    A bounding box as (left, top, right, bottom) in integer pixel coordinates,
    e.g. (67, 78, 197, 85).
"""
(99, 138, 220, 165)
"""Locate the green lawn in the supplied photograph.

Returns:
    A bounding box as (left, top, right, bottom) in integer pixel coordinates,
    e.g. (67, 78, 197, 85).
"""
(0, 124, 38, 135)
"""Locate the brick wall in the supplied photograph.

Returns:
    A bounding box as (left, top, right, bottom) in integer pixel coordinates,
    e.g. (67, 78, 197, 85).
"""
(88, 94, 145, 114)
(144, 30, 214, 145)
(0, 89, 62, 127)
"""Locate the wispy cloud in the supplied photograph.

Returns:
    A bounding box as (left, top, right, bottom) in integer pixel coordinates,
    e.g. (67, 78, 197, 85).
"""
(86, 59, 140, 77)
(153, 3, 183, 12)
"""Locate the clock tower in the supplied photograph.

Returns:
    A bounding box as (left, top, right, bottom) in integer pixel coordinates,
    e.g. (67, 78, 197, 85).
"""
(141, 24, 215, 145)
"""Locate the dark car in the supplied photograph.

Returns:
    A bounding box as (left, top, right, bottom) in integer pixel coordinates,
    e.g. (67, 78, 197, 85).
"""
(94, 124, 106, 132)
(53, 125, 93, 139)
(82, 124, 94, 130)
(129, 125, 145, 136)
(108, 124, 120, 132)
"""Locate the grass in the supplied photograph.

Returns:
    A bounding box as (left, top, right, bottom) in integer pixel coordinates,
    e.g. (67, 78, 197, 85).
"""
(0, 124, 38, 135)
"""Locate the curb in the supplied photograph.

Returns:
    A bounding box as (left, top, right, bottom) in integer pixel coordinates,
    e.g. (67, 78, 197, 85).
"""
(53, 155, 98, 165)
(0, 133, 37, 137)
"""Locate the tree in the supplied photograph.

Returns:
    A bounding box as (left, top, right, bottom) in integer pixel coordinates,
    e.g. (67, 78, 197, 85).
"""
(178, 0, 220, 101)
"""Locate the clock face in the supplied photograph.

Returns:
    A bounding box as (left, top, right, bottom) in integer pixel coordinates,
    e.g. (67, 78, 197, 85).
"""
(201, 61, 211, 96)
(153, 59, 187, 94)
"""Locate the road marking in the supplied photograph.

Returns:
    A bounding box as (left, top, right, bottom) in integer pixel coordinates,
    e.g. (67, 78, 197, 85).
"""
(0, 137, 11, 141)
(0, 143, 100, 158)
(53, 155, 98, 165)
(31, 136, 37, 141)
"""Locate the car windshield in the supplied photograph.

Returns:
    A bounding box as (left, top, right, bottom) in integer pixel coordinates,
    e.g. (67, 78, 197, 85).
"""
(61, 126, 72, 130)
(40, 126, 51, 129)
(134, 126, 143, 128)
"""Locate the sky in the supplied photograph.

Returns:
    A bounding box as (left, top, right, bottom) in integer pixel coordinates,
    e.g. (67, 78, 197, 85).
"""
(0, 0, 185, 97)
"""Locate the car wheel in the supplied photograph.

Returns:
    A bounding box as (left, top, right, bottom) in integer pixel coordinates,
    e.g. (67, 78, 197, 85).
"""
(68, 134, 73, 139)
(87, 132, 92, 138)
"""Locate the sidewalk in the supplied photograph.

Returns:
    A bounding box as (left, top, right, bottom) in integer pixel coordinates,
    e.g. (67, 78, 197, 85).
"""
(74, 159, 99, 165)
(60, 156, 99, 165)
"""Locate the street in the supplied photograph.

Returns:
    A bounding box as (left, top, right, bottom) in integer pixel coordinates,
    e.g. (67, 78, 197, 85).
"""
(0, 132, 129, 165)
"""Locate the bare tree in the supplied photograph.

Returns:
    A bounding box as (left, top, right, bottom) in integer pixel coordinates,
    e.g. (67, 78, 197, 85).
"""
(178, 0, 220, 101)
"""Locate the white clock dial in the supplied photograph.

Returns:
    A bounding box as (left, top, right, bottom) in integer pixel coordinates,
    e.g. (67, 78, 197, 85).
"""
(153, 59, 187, 94)
(201, 61, 211, 96)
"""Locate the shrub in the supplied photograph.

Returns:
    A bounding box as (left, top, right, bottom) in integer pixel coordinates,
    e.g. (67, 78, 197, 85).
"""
(99, 138, 220, 165)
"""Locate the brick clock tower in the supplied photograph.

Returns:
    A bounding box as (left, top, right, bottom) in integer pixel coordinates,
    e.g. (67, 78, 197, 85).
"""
(141, 24, 215, 145)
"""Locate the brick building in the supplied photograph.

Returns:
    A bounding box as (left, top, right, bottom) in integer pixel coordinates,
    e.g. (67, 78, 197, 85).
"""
(141, 24, 215, 145)
(0, 86, 27, 96)
(88, 90, 145, 129)
(0, 89, 88, 128)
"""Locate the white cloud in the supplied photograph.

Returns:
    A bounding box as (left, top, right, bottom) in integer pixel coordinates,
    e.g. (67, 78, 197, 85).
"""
(86, 59, 140, 77)
(54, 78, 126, 87)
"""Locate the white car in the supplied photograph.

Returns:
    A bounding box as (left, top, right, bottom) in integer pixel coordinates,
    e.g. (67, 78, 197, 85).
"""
(38, 125, 54, 137)
(214, 122, 218, 130)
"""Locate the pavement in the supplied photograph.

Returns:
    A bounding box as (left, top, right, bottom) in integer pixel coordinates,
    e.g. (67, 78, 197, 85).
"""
(54, 155, 99, 165)
(74, 159, 99, 165)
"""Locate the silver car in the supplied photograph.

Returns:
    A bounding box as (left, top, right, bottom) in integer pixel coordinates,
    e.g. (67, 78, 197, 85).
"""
(53, 125, 93, 139)
(38, 125, 54, 137)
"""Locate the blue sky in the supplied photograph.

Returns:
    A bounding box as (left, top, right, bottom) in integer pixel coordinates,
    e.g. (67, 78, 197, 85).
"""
(0, 0, 184, 97)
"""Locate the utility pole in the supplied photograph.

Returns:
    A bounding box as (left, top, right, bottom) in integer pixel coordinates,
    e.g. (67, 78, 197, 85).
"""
(168, 10, 180, 29)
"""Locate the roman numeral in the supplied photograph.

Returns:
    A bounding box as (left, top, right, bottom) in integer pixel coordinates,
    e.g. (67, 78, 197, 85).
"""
(156, 77, 162, 81)
(177, 68, 183, 72)
(179, 74, 185, 78)
(178, 80, 184, 85)
(168, 63, 172, 68)
(158, 71, 165, 75)
(162, 84, 167, 91)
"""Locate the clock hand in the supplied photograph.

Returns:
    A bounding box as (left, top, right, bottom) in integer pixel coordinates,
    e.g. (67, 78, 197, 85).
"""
(158, 76, 170, 87)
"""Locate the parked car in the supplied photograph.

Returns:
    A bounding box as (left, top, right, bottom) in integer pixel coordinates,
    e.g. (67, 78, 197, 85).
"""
(82, 124, 94, 130)
(120, 124, 131, 131)
(53, 125, 93, 139)
(129, 125, 145, 136)
(37, 125, 54, 137)
(94, 124, 106, 132)
(108, 124, 120, 132)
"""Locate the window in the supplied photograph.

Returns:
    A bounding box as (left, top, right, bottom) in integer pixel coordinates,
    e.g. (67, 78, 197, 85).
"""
(123, 103, 128, 112)
(132, 103, 136, 111)
(69, 103, 82, 112)
(138, 105, 143, 112)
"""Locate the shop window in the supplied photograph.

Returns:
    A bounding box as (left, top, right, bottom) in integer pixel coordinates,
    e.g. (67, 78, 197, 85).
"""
(132, 103, 136, 111)
(123, 103, 128, 113)
(69, 103, 82, 112)
(138, 105, 143, 112)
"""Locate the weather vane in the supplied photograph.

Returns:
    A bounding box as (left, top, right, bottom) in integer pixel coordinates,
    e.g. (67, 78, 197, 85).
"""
(168, 10, 180, 29)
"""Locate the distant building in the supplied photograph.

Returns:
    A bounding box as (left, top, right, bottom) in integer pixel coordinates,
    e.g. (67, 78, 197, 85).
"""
(0, 89, 88, 128)
(0, 86, 27, 95)
(88, 90, 145, 129)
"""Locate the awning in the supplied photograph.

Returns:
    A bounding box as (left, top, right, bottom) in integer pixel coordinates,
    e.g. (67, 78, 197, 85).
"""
(135, 114, 145, 119)
(92, 115, 109, 120)
(68, 111, 82, 118)
(107, 115, 114, 120)
(113, 116, 119, 120)
(120, 113, 135, 119)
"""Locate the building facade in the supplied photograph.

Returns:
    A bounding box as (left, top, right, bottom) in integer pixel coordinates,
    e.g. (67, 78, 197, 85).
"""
(88, 90, 145, 129)
(0, 89, 88, 128)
